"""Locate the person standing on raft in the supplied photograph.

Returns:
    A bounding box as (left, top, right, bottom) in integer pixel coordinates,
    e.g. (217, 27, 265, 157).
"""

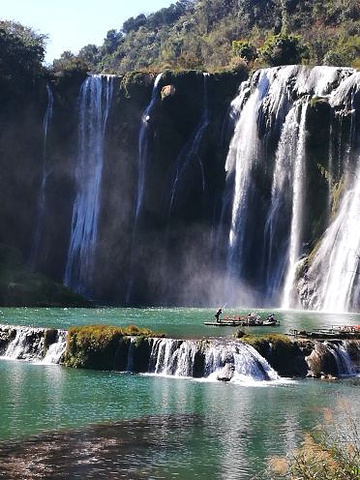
(215, 308, 222, 322)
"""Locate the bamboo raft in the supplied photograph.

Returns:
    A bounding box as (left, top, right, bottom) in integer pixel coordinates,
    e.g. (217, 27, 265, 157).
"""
(204, 315, 280, 327)
(289, 325, 360, 340)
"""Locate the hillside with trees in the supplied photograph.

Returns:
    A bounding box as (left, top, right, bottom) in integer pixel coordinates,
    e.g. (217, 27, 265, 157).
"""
(54, 0, 360, 75)
(1, 0, 359, 81)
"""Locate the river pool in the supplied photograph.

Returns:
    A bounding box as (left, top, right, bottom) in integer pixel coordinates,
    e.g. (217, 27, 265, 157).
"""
(0, 307, 359, 479)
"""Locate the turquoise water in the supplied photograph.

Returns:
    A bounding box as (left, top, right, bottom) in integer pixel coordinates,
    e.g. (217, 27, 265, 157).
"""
(1, 306, 359, 337)
(0, 307, 359, 479)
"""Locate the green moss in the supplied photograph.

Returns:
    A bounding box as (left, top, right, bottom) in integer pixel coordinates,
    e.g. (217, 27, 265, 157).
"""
(64, 324, 164, 369)
(242, 333, 292, 348)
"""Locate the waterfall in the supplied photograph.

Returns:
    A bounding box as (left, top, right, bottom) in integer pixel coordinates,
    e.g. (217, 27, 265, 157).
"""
(281, 102, 308, 308)
(264, 103, 304, 302)
(0, 325, 66, 363)
(224, 65, 357, 308)
(168, 72, 210, 215)
(147, 338, 279, 382)
(1, 326, 359, 380)
(306, 171, 360, 312)
(29, 84, 54, 268)
(42, 331, 67, 365)
(0, 327, 281, 382)
(135, 73, 163, 222)
(225, 67, 298, 299)
(126, 73, 163, 304)
(300, 71, 360, 312)
(326, 342, 357, 376)
(64, 75, 114, 298)
(125, 73, 163, 304)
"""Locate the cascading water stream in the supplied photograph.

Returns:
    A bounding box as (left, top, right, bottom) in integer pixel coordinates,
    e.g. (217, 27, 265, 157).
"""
(300, 71, 360, 312)
(135, 73, 163, 222)
(264, 105, 302, 301)
(29, 84, 54, 268)
(224, 66, 298, 302)
(325, 342, 357, 376)
(126, 73, 163, 304)
(148, 338, 279, 382)
(64, 75, 114, 298)
(168, 73, 210, 216)
(307, 169, 360, 312)
(281, 102, 308, 308)
(225, 71, 269, 283)
(224, 65, 358, 309)
(0, 325, 66, 363)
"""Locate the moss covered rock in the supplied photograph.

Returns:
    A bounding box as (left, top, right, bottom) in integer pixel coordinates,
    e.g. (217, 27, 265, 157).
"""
(0, 243, 90, 307)
(63, 324, 164, 369)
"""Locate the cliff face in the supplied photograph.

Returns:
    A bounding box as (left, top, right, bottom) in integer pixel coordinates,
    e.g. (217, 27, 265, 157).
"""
(0, 69, 244, 306)
(1, 66, 360, 309)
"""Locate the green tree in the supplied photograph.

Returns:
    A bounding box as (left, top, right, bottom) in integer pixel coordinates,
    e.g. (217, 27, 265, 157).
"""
(52, 51, 89, 75)
(122, 14, 147, 34)
(232, 39, 257, 61)
(0, 20, 46, 80)
(101, 29, 123, 55)
(78, 44, 101, 68)
(259, 32, 310, 66)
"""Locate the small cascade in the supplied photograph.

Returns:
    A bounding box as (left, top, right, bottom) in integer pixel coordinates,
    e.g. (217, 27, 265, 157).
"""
(29, 84, 54, 268)
(42, 330, 67, 365)
(64, 75, 114, 298)
(0, 325, 66, 363)
(305, 339, 360, 377)
(149, 338, 199, 377)
(326, 342, 357, 376)
(147, 338, 279, 382)
(168, 72, 210, 215)
(126, 73, 163, 304)
(203, 340, 279, 382)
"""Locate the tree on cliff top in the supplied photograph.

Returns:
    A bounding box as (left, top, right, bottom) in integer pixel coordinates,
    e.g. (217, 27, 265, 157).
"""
(0, 20, 46, 79)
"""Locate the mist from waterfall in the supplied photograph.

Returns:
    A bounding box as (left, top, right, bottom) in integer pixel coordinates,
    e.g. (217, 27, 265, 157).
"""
(64, 75, 114, 298)
(29, 84, 54, 268)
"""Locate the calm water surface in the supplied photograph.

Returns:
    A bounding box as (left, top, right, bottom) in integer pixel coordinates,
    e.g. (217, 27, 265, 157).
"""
(0, 307, 359, 479)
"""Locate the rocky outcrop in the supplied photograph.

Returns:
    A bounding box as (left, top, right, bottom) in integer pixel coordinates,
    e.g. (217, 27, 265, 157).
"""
(0, 244, 91, 307)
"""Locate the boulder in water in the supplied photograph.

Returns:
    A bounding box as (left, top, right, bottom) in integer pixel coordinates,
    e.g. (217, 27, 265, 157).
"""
(305, 342, 338, 377)
(216, 362, 235, 382)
